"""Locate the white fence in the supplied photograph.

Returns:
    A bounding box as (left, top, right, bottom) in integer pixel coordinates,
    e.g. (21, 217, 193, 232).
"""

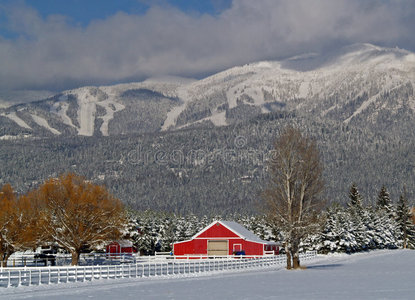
(0, 251, 317, 288)
(2, 253, 138, 268)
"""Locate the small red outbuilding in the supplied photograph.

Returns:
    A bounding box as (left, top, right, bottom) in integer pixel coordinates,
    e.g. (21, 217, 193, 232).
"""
(106, 240, 135, 254)
(173, 220, 279, 256)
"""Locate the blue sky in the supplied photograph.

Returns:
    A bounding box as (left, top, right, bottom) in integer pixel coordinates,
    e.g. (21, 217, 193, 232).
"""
(0, 0, 414, 95)
(0, 0, 231, 37)
(0, 0, 231, 24)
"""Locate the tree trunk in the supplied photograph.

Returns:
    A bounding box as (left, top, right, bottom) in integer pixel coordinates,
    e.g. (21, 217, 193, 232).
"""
(291, 239, 301, 269)
(292, 253, 300, 269)
(403, 229, 407, 249)
(286, 252, 292, 269)
(0, 252, 10, 267)
(285, 243, 292, 269)
(71, 251, 81, 266)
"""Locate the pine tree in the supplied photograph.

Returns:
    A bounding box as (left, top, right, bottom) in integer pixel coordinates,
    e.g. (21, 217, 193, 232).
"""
(374, 185, 399, 248)
(348, 183, 363, 209)
(347, 184, 367, 251)
(360, 206, 377, 250)
(376, 185, 394, 216)
(317, 205, 343, 253)
(396, 192, 415, 249)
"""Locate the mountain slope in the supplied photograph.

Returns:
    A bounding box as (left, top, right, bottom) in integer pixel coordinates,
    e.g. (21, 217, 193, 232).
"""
(1, 43, 415, 214)
(1, 43, 414, 139)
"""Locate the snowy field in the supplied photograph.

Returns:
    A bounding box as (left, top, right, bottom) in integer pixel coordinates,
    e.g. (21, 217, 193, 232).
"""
(1, 249, 414, 300)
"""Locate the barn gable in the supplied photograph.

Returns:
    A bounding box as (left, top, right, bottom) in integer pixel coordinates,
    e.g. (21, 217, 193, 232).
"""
(195, 221, 239, 239)
(193, 221, 275, 244)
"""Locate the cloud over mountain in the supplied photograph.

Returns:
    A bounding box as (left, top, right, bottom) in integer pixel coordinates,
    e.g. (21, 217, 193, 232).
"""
(0, 0, 414, 93)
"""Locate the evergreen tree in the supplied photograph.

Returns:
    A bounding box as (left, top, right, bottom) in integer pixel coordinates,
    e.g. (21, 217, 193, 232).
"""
(360, 206, 377, 250)
(160, 217, 177, 252)
(316, 205, 343, 253)
(396, 191, 415, 249)
(374, 185, 399, 248)
(376, 185, 394, 216)
(347, 184, 367, 251)
(348, 183, 363, 209)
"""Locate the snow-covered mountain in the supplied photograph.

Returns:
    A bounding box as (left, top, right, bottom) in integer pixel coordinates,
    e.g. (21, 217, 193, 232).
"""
(1, 43, 414, 138)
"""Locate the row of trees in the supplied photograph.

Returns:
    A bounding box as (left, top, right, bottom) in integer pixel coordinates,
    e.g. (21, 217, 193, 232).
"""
(0, 173, 126, 265)
(1, 175, 413, 267)
(261, 126, 415, 269)
(301, 184, 415, 253)
(122, 184, 414, 257)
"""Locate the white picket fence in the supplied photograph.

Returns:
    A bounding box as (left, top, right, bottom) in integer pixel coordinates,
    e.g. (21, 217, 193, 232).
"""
(0, 251, 317, 288)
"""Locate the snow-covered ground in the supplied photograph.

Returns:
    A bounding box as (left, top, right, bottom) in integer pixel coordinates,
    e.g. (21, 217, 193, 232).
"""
(1, 250, 414, 299)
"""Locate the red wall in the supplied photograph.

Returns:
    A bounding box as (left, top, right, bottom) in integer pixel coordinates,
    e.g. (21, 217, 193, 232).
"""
(173, 238, 265, 256)
(174, 239, 206, 255)
(106, 242, 134, 254)
(106, 242, 120, 254)
(197, 223, 239, 238)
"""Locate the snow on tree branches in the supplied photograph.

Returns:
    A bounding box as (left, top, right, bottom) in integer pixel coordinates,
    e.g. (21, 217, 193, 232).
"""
(34, 173, 127, 265)
(262, 126, 325, 269)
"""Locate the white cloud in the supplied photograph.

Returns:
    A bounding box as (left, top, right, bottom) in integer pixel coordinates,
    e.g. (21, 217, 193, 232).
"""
(0, 0, 414, 93)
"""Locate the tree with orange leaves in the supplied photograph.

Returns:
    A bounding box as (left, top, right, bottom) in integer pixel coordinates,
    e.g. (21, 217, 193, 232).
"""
(0, 184, 39, 266)
(34, 173, 126, 265)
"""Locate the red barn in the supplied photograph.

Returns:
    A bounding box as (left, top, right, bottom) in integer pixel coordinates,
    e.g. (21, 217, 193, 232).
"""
(106, 240, 135, 254)
(173, 220, 279, 256)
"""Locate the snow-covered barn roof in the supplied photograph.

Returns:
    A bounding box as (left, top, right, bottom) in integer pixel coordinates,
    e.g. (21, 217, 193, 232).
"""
(220, 221, 271, 243)
(192, 220, 277, 245)
(112, 240, 133, 248)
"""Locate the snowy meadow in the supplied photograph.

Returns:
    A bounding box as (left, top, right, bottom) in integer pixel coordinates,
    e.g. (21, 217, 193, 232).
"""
(1, 250, 413, 300)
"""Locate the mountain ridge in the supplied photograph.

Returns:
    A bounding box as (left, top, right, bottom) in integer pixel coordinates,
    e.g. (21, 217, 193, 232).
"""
(1, 43, 414, 139)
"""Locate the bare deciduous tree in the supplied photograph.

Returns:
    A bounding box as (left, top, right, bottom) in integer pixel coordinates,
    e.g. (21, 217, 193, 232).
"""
(34, 173, 126, 265)
(263, 127, 325, 269)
